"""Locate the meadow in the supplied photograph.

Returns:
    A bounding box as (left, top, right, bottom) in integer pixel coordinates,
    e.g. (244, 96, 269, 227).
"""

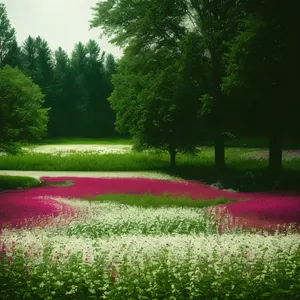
(1, 138, 300, 299)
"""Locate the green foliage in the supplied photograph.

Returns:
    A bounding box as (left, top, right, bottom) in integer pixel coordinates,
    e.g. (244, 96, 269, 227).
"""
(20, 36, 39, 79)
(90, 0, 246, 170)
(0, 3, 19, 67)
(104, 53, 117, 83)
(199, 94, 215, 116)
(18, 35, 118, 138)
(0, 175, 40, 190)
(0, 65, 49, 150)
(90, 0, 187, 51)
(108, 32, 212, 167)
(222, 1, 298, 171)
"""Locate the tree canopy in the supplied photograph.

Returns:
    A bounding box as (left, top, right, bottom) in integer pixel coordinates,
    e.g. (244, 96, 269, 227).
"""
(0, 65, 49, 152)
(91, 0, 299, 171)
(108, 32, 211, 167)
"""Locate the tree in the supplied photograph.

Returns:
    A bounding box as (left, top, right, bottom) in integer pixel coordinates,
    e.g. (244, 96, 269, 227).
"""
(187, 0, 245, 171)
(108, 34, 209, 167)
(67, 40, 116, 138)
(105, 53, 117, 83)
(222, 0, 298, 172)
(69, 42, 89, 135)
(20, 36, 55, 135)
(90, 0, 186, 51)
(0, 65, 49, 152)
(34, 36, 54, 90)
(20, 36, 54, 91)
(50, 47, 72, 136)
(85, 40, 106, 137)
(20, 36, 38, 80)
(0, 3, 19, 67)
(90, 0, 244, 171)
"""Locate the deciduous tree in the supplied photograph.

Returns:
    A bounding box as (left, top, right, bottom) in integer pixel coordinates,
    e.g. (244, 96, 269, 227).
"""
(0, 66, 49, 153)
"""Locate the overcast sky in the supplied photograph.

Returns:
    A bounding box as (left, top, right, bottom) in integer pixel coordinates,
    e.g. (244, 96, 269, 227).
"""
(1, 0, 123, 58)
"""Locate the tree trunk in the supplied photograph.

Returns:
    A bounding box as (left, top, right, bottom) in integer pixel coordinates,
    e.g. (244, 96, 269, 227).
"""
(169, 145, 176, 169)
(215, 131, 225, 171)
(268, 129, 282, 172)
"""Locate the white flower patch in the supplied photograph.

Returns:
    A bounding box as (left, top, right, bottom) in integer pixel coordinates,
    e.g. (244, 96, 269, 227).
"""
(2, 227, 299, 278)
(41, 197, 217, 237)
(1, 198, 299, 267)
(23, 144, 132, 156)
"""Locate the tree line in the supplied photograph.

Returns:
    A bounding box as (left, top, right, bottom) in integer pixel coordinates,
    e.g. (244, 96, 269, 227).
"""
(0, 2, 117, 142)
(90, 0, 299, 172)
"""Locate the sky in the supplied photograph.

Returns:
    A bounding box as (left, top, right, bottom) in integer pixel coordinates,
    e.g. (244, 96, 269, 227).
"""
(1, 0, 123, 58)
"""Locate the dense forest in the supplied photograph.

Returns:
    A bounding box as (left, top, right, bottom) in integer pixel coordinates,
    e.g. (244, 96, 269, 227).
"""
(0, 3, 118, 139)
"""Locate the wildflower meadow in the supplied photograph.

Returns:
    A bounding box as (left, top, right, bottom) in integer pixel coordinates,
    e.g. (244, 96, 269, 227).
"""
(1, 176, 300, 299)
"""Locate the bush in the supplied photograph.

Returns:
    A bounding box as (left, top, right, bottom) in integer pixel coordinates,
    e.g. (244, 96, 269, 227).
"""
(0, 175, 40, 190)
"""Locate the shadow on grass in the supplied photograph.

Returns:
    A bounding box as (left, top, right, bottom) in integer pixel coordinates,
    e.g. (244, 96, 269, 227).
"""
(161, 165, 300, 193)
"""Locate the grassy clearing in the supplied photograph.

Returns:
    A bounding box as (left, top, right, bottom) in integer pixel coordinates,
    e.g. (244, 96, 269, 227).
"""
(0, 175, 40, 191)
(0, 152, 169, 171)
(93, 193, 232, 208)
(0, 148, 273, 172)
(1, 198, 299, 299)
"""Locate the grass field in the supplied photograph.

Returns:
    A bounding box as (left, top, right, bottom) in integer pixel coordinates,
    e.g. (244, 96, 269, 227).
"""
(0, 147, 275, 172)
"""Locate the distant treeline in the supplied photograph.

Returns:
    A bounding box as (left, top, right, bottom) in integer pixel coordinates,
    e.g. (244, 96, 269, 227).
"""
(0, 3, 119, 138)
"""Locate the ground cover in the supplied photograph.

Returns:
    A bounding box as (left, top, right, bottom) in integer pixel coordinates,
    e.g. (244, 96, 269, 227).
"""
(0, 192, 299, 299)
(1, 177, 299, 232)
(0, 175, 41, 191)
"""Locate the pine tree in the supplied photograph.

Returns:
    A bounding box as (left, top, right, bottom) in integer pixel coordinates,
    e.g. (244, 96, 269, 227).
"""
(0, 3, 19, 67)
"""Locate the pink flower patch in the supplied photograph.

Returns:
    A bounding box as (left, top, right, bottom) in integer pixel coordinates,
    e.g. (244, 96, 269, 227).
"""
(0, 177, 299, 232)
